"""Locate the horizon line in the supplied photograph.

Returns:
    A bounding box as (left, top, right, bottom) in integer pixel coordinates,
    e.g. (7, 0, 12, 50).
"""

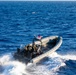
(0, 0, 76, 1)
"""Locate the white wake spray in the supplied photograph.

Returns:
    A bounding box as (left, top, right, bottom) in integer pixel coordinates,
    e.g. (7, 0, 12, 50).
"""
(0, 54, 28, 75)
(49, 52, 76, 60)
(0, 52, 76, 75)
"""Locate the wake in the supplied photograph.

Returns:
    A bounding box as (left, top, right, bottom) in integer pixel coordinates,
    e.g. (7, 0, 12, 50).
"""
(0, 52, 76, 75)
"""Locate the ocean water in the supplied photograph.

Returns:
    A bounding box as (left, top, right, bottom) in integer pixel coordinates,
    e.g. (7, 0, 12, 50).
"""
(0, 1, 76, 75)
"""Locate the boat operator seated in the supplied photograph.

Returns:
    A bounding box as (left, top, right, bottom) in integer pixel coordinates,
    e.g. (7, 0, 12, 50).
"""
(31, 42, 43, 58)
(24, 44, 32, 57)
(23, 43, 42, 58)
(23, 35, 43, 58)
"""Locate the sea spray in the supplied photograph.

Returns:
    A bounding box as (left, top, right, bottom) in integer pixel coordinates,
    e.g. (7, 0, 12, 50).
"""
(0, 54, 28, 75)
(26, 64, 51, 75)
(49, 52, 76, 60)
(9, 61, 27, 75)
(0, 52, 76, 75)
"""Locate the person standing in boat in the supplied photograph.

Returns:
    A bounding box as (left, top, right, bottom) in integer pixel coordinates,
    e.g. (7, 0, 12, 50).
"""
(35, 35, 42, 40)
(34, 34, 43, 45)
(32, 35, 43, 56)
(36, 34, 42, 48)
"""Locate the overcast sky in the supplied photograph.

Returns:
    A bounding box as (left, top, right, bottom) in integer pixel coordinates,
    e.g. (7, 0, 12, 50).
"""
(0, 0, 76, 1)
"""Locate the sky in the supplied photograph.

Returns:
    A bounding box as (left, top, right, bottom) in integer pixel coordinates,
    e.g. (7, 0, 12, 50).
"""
(0, 0, 76, 1)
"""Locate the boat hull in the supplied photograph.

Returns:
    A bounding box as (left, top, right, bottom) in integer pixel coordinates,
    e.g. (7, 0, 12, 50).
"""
(13, 36, 62, 64)
(31, 36, 62, 63)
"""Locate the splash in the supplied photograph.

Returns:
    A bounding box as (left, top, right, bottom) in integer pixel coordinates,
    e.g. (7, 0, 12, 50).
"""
(0, 54, 28, 75)
(0, 52, 76, 75)
(49, 52, 76, 60)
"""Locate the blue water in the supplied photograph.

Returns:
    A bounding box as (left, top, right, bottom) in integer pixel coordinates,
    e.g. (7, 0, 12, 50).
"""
(0, 1, 76, 75)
